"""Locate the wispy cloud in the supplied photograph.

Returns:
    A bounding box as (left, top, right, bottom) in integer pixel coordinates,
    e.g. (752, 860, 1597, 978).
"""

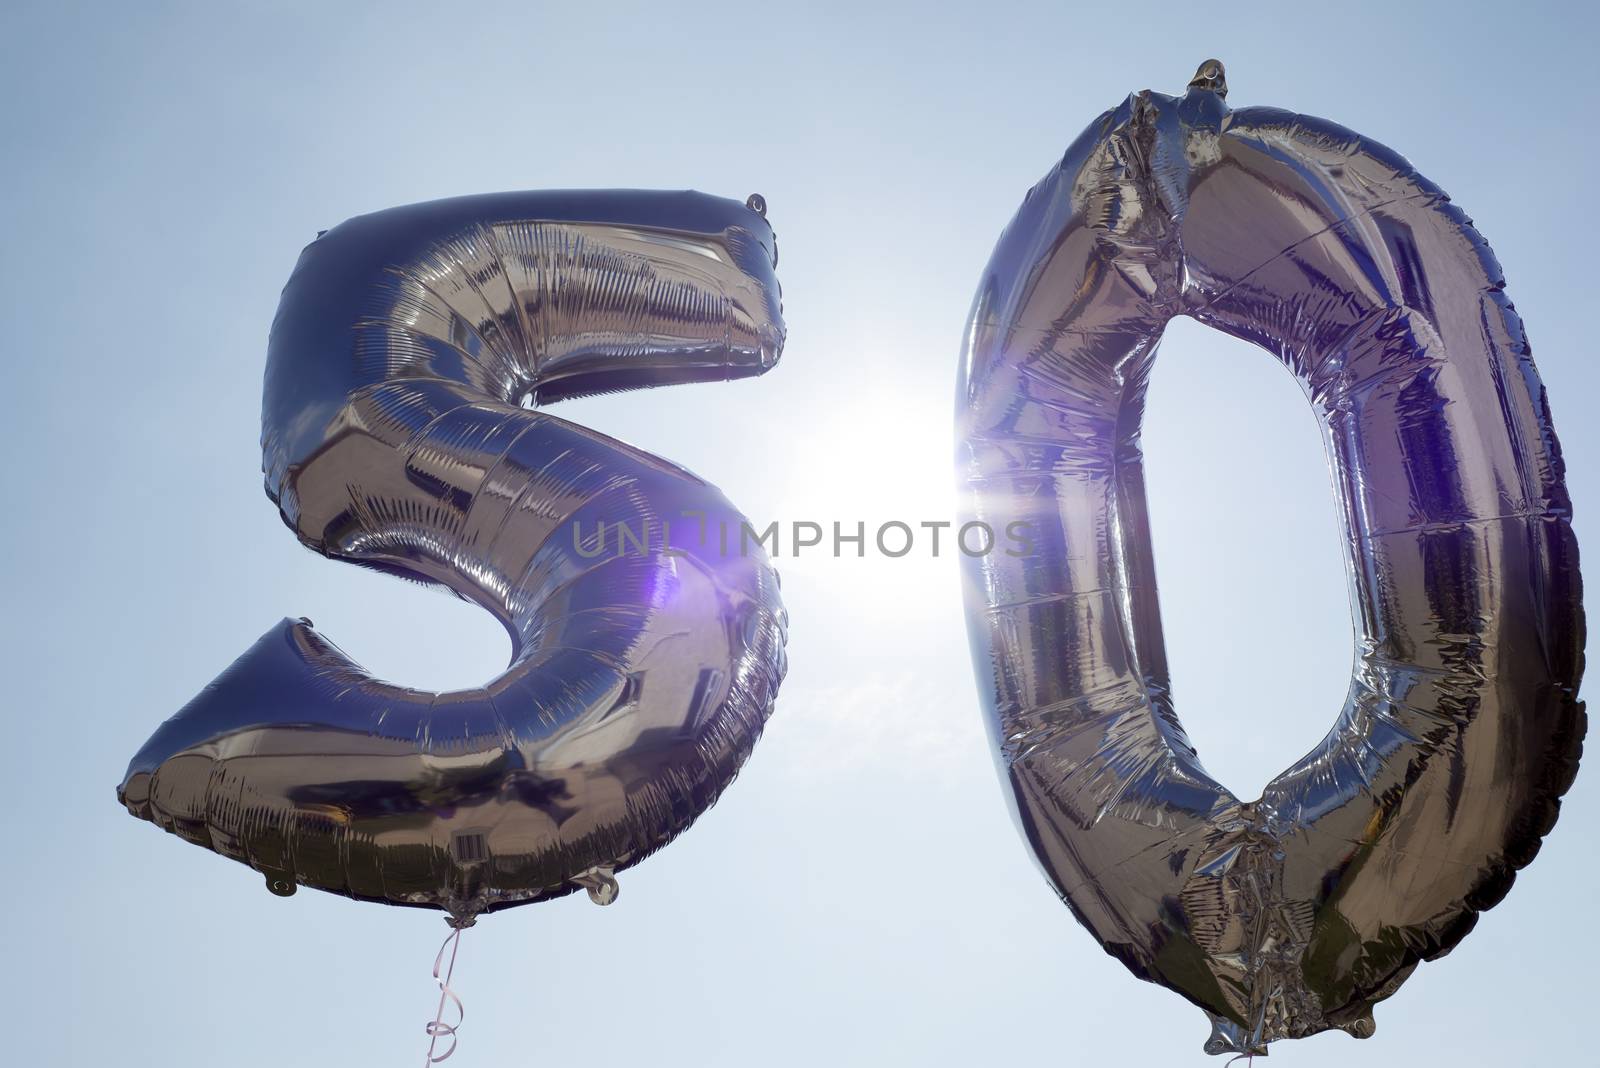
(761, 672, 987, 782)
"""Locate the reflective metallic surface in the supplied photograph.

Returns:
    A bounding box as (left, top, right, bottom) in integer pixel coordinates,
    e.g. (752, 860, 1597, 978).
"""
(121, 190, 788, 924)
(957, 61, 1584, 1052)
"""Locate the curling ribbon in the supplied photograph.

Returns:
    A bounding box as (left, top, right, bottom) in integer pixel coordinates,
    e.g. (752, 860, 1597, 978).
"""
(423, 926, 466, 1064)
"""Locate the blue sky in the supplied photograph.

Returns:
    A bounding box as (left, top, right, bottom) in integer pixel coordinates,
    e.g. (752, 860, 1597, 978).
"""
(3, 1, 1595, 1063)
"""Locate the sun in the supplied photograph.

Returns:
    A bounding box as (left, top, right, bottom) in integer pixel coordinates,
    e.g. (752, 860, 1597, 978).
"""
(765, 371, 961, 614)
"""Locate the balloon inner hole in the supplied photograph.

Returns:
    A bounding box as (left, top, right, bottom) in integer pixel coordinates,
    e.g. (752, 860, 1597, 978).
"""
(1141, 317, 1352, 801)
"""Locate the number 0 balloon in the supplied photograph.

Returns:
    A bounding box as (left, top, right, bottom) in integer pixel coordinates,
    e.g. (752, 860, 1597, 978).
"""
(957, 62, 1584, 1052)
(119, 190, 788, 926)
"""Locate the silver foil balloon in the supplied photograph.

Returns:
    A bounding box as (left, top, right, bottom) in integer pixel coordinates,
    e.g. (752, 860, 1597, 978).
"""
(120, 189, 788, 924)
(957, 61, 1584, 1052)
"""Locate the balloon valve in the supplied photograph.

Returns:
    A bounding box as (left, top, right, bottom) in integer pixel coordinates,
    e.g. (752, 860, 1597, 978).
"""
(574, 865, 619, 906)
(1203, 1013, 1267, 1058)
(1188, 58, 1227, 98)
(745, 193, 768, 218)
(264, 873, 297, 897)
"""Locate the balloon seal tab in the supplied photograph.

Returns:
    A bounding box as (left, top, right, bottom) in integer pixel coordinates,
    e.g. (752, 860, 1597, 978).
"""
(1204, 1011, 1269, 1058)
(1188, 58, 1227, 98)
(574, 865, 619, 906)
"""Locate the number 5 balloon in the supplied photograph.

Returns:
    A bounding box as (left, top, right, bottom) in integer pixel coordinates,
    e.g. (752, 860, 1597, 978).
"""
(120, 190, 788, 924)
(957, 61, 1583, 1053)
